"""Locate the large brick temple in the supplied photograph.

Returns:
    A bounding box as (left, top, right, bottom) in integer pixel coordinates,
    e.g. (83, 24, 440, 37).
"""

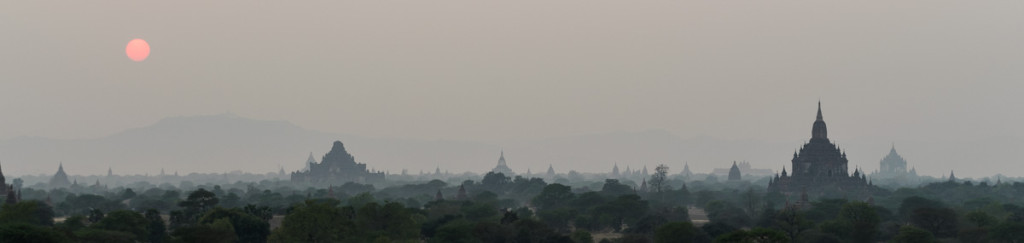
(768, 102, 874, 198)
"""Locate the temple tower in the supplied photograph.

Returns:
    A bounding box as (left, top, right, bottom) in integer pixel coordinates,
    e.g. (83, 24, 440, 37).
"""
(50, 163, 71, 188)
(879, 145, 908, 175)
(728, 161, 742, 181)
(769, 102, 870, 197)
(491, 150, 514, 176)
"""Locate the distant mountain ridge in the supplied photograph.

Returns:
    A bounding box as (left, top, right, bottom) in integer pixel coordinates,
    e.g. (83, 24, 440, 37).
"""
(1, 114, 1020, 178)
(0, 114, 785, 176)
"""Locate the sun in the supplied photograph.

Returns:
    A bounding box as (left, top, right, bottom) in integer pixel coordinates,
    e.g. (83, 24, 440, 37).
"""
(126, 38, 150, 62)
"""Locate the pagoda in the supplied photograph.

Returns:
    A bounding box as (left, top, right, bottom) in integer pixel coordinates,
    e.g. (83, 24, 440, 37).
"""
(491, 150, 514, 176)
(768, 102, 872, 198)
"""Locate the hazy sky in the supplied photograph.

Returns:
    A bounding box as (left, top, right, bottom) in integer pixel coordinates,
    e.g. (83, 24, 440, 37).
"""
(2, 1, 1023, 176)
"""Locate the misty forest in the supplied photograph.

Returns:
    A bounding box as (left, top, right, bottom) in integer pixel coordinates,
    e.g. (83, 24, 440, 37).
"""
(4, 134, 1024, 243)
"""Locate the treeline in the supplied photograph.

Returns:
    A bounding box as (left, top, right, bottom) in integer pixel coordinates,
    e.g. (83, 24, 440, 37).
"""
(5, 172, 1024, 242)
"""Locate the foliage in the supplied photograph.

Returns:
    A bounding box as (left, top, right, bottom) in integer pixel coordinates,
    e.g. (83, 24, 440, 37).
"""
(269, 199, 353, 242)
(0, 200, 56, 226)
(890, 225, 936, 243)
(701, 222, 739, 239)
(171, 218, 238, 243)
(771, 207, 812, 240)
(0, 223, 69, 243)
(704, 200, 750, 228)
(55, 215, 87, 233)
(898, 196, 944, 220)
(713, 228, 789, 243)
(532, 184, 575, 210)
(991, 221, 1024, 243)
(650, 164, 670, 194)
(908, 207, 958, 238)
(74, 228, 137, 243)
(199, 207, 270, 243)
(601, 179, 634, 197)
(58, 194, 125, 216)
(654, 222, 699, 243)
(836, 202, 880, 243)
(145, 209, 169, 243)
(92, 210, 150, 241)
(179, 189, 219, 219)
(354, 202, 421, 241)
(87, 209, 104, 223)
(21, 172, 1024, 243)
(571, 230, 594, 243)
(347, 192, 376, 208)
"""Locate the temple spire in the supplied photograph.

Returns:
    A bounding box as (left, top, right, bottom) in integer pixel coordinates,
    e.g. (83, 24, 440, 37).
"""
(811, 101, 828, 140)
(498, 150, 506, 166)
(816, 101, 823, 121)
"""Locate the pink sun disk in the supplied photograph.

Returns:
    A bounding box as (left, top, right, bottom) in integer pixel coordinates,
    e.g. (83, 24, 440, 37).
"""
(126, 39, 150, 62)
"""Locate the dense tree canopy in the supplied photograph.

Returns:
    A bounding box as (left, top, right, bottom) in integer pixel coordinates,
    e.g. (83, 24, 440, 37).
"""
(6, 171, 1024, 242)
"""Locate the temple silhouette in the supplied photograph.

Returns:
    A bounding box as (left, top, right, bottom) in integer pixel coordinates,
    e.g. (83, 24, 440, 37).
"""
(768, 102, 874, 198)
(491, 150, 514, 176)
(291, 141, 385, 185)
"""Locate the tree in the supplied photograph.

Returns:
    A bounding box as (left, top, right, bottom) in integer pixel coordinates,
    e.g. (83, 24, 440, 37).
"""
(60, 194, 124, 216)
(898, 196, 944, 220)
(965, 210, 998, 227)
(713, 228, 788, 243)
(593, 195, 649, 232)
(178, 188, 219, 227)
(743, 188, 760, 217)
(482, 172, 511, 186)
(600, 179, 634, 197)
(221, 193, 242, 208)
(654, 222, 698, 243)
(145, 209, 168, 243)
(180, 189, 219, 214)
(242, 204, 273, 221)
(626, 214, 668, 235)
(172, 218, 238, 243)
(909, 207, 958, 238)
(347, 192, 376, 208)
(55, 215, 87, 233)
(536, 208, 576, 232)
(73, 228, 137, 243)
(0, 200, 56, 226)
(704, 201, 751, 228)
(355, 202, 420, 241)
(836, 202, 880, 243)
(92, 210, 150, 241)
(891, 225, 936, 243)
(269, 200, 354, 243)
(462, 200, 500, 222)
(991, 221, 1024, 243)
(0, 223, 68, 242)
(199, 207, 270, 243)
(168, 210, 188, 229)
(650, 164, 670, 194)
(773, 207, 812, 240)
(88, 209, 105, 223)
(120, 188, 137, 200)
(431, 219, 475, 243)
(571, 230, 594, 243)
(532, 184, 575, 210)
